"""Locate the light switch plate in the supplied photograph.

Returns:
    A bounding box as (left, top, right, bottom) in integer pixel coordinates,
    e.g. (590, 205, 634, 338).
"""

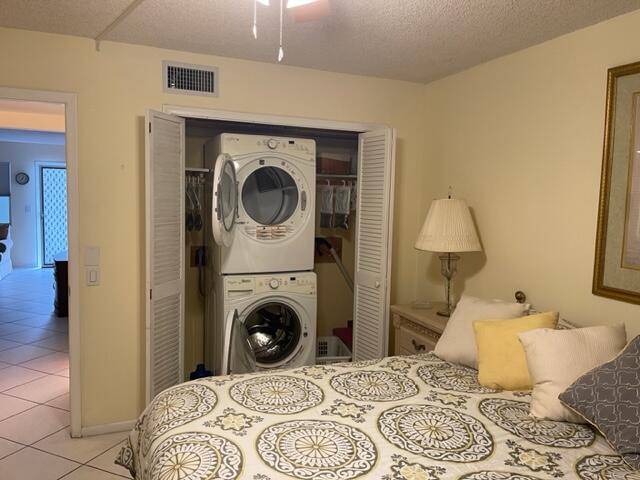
(86, 266, 100, 286)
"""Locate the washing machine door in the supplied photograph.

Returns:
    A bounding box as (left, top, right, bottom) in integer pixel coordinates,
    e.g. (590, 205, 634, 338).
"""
(244, 301, 303, 368)
(211, 153, 238, 247)
(222, 309, 257, 375)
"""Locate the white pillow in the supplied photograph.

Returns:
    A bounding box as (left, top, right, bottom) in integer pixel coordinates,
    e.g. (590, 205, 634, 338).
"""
(519, 324, 627, 423)
(434, 295, 529, 368)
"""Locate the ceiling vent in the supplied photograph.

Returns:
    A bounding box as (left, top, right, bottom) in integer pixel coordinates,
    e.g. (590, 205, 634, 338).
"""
(162, 61, 218, 97)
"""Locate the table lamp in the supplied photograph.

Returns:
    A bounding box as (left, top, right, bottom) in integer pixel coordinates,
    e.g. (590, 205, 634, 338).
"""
(415, 197, 481, 316)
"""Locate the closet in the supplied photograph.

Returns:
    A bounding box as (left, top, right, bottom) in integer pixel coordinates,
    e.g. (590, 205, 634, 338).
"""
(145, 108, 395, 402)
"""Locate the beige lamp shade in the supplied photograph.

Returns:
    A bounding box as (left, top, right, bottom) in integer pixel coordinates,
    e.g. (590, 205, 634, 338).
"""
(415, 198, 481, 252)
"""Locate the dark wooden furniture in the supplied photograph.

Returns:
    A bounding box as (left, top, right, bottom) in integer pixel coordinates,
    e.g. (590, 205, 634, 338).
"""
(53, 250, 68, 317)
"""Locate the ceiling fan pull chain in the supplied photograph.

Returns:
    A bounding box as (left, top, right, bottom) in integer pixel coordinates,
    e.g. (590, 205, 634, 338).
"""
(278, 0, 284, 61)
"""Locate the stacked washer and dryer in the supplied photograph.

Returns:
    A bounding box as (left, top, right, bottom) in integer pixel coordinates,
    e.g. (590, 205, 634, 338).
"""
(205, 134, 317, 375)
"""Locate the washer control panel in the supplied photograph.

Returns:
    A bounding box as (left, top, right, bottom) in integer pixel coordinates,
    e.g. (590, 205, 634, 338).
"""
(225, 272, 316, 297)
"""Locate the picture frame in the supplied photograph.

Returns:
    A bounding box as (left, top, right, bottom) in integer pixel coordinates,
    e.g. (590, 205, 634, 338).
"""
(593, 60, 640, 304)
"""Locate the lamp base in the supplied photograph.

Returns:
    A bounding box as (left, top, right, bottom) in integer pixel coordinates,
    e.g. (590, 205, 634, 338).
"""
(438, 253, 460, 318)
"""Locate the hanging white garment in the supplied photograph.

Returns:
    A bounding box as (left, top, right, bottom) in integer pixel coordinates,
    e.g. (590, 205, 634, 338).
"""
(319, 183, 334, 228)
(334, 183, 351, 230)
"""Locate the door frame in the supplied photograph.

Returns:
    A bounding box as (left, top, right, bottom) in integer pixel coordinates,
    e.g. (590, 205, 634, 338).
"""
(36, 163, 67, 267)
(0, 87, 81, 437)
(162, 105, 395, 357)
(163, 104, 387, 133)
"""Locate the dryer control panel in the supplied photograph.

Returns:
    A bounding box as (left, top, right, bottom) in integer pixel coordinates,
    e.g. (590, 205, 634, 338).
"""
(224, 272, 316, 298)
(218, 133, 315, 163)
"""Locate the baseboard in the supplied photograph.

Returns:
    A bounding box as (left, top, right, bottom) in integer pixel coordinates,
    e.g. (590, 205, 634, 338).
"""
(80, 419, 136, 437)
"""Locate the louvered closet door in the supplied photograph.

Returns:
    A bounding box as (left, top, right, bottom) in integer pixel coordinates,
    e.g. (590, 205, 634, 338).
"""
(145, 110, 185, 404)
(353, 129, 396, 361)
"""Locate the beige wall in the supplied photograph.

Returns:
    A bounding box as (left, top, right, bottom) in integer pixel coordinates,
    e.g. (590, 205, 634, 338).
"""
(420, 10, 640, 338)
(0, 27, 426, 427)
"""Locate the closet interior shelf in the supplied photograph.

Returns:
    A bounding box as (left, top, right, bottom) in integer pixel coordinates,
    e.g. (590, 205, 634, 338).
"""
(186, 167, 210, 173)
(316, 174, 357, 180)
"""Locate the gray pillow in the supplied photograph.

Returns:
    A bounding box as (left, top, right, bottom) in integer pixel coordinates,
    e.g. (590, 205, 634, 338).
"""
(559, 335, 640, 470)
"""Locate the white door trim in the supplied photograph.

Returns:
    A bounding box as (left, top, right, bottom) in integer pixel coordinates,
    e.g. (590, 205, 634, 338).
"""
(162, 105, 387, 133)
(0, 87, 81, 437)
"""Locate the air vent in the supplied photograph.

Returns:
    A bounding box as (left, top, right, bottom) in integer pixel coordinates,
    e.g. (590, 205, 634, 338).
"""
(162, 61, 218, 97)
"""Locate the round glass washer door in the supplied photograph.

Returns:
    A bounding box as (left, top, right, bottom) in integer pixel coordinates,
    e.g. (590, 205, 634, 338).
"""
(243, 301, 302, 366)
(241, 166, 299, 225)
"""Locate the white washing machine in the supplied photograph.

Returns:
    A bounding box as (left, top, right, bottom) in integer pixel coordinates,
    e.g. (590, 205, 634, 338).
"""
(209, 271, 317, 375)
(206, 133, 316, 274)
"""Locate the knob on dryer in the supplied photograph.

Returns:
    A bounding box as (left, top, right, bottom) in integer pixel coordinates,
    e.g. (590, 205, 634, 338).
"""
(268, 278, 280, 289)
(267, 139, 278, 149)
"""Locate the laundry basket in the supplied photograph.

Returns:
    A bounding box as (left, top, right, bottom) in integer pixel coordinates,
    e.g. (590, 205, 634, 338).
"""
(316, 336, 352, 365)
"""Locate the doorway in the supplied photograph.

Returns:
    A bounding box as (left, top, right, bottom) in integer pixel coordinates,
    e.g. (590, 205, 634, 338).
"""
(0, 88, 80, 437)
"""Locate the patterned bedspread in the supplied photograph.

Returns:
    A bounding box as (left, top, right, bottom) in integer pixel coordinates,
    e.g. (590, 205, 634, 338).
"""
(116, 353, 639, 479)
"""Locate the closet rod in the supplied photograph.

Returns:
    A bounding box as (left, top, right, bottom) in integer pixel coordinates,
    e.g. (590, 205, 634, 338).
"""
(316, 174, 357, 180)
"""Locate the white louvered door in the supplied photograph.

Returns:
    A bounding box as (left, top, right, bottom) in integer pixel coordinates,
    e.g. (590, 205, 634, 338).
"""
(352, 128, 396, 361)
(145, 110, 185, 404)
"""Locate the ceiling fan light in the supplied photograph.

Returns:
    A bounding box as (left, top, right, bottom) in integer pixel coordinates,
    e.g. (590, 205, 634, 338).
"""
(286, 0, 318, 8)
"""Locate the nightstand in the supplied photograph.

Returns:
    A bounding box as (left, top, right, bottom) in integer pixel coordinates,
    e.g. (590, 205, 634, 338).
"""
(391, 303, 448, 356)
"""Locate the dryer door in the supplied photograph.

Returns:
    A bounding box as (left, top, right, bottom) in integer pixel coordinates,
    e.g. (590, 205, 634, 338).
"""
(211, 153, 238, 247)
(222, 309, 257, 375)
(241, 165, 300, 226)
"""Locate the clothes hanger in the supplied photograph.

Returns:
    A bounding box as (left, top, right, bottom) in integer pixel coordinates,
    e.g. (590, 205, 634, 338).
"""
(193, 177, 203, 231)
(185, 176, 195, 231)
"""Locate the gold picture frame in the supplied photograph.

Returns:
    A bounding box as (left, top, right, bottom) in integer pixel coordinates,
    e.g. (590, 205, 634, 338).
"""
(593, 60, 640, 304)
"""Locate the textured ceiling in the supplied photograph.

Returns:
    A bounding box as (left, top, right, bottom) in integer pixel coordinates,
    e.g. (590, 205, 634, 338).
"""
(1, 0, 639, 82)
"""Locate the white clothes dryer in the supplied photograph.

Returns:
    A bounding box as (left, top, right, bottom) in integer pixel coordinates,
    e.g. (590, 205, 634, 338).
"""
(209, 271, 317, 376)
(206, 134, 316, 274)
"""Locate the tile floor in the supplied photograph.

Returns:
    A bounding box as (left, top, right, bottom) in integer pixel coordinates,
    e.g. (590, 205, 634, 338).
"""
(0, 269, 131, 479)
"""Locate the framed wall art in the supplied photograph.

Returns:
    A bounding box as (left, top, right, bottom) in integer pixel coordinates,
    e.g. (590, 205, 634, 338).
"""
(593, 60, 640, 304)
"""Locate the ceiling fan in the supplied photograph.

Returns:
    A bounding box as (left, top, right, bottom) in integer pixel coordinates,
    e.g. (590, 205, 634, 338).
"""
(253, 0, 331, 62)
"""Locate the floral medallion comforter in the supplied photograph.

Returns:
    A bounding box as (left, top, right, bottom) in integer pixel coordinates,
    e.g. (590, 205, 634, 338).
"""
(116, 353, 639, 480)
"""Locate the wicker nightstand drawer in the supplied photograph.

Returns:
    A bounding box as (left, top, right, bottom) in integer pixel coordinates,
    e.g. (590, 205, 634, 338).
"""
(391, 303, 448, 357)
(398, 324, 438, 354)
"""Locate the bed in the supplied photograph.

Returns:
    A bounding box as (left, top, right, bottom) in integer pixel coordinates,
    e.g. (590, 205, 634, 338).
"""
(116, 353, 638, 480)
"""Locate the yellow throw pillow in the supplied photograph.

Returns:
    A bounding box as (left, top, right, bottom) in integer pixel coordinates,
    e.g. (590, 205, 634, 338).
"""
(473, 312, 559, 390)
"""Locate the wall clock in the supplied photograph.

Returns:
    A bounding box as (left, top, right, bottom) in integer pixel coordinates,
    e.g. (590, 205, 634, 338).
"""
(15, 172, 29, 185)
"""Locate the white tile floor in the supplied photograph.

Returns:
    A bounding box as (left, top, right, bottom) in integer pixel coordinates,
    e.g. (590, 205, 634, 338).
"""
(0, 269, 131, 479)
